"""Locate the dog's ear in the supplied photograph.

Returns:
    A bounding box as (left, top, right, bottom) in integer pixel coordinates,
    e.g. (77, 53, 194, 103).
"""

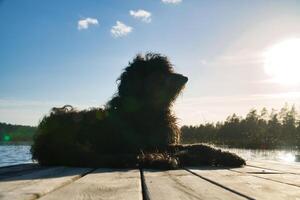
(117, 55, 146, 99)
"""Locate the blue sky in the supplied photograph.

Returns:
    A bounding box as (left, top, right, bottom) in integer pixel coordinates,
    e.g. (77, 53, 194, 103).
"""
(1, 0, 300, 125)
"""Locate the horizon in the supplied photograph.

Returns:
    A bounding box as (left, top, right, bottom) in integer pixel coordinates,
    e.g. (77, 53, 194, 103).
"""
(1, 0, 300, 126)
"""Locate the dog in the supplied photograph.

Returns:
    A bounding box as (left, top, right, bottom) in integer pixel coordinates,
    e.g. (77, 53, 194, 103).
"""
(31, 53, 188, 166)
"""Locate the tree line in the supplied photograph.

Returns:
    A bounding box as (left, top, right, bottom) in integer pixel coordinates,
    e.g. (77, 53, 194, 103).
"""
(0, 122, 37, 142)
(181, 104, 300, 149)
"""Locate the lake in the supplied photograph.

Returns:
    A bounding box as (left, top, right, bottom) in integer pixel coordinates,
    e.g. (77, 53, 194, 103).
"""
(220, 147, 300, 163)
(0, 144, 299, 167)
(0, 144, 33, 167)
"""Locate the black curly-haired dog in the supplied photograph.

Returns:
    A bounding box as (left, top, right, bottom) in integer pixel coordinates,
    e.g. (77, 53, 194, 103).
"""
(104, 53, 188, 150)
(31, 53, 188, 166)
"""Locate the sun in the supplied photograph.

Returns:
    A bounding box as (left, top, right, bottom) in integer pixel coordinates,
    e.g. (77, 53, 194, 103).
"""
(264, 38, 300, 85)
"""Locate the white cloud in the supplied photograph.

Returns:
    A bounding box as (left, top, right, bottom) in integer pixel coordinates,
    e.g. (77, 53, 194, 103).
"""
(77, 17, 99, 30)
(111, 21, 133, 38)
(162, 0, 182, 4)
(129, 9, 152, 23)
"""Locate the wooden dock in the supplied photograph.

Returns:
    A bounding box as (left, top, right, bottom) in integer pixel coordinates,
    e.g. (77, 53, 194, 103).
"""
(0, 160, 299, 200)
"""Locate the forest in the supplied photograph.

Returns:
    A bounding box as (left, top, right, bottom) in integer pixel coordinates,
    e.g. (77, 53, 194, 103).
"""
(0, 122, 37, 142)
(181, 104, 300, 149)
(2, 103, 300, 149)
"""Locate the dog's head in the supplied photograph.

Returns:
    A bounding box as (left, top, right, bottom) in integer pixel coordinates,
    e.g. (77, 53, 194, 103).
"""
(115, 53, 188, 111)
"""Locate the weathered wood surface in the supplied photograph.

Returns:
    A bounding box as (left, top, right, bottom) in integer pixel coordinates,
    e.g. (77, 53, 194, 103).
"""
(247, 160, 300, 175)
(188, 166, 300, 200)
(0, 166, 92, 200)
(0, 164, 41, 179)
(230, 165, 300, 187)
(142, 169, 246, 200)
(39, 169, 142, 200)
(0, 161, 299, 200)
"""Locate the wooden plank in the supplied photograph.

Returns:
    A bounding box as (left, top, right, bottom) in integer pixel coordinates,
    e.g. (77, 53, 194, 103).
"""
(38, 169, 142, 200)
(230, 165, 300, 187)
(0, 167, 64, 192)
(247, 160, 300, 175)
(143, 169, 247, 200)
(0, 167, 92, 200)
(0, 164, 40, 175)
(0, 164, 42, 179)
(230, 165, 280, 174)
(188, 167, 300, 200)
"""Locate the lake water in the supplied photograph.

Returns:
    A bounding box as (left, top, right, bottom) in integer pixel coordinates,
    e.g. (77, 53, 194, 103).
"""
(0, 145, 33, 167)
(220, 147, 300, 163)
(0, 144, 299, 167)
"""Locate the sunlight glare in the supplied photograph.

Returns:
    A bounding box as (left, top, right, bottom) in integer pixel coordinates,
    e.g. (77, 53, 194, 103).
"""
(278, 152, 295, 162)
(264, 38, 300, 85)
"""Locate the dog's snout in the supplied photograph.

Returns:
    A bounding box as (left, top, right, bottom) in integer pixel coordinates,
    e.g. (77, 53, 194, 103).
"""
(172, 74, 188, 84)
(182, 75, 188, 83)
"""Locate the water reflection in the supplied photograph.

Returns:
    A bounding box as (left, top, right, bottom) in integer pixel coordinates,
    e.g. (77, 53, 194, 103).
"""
(0, 144, 33, 167)
(278, 152, 295, 162)
(0, 144, 299, 167)
(219, 147, 299, 164)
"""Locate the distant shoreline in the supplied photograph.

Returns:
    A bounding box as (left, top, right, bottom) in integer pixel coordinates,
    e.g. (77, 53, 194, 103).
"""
(0, 141, 33, 145)
(0, 141, 298, 151)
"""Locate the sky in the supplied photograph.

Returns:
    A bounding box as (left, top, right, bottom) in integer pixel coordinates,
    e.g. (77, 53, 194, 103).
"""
(1, 0, 300, 126)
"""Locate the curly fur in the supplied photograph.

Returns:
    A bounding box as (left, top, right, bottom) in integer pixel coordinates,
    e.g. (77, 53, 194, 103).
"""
(31, 53, 188, 166)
